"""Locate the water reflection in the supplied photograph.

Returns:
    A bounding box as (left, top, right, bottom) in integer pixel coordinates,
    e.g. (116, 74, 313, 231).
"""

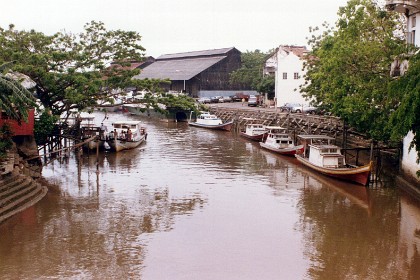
(295, 172, 417, 280)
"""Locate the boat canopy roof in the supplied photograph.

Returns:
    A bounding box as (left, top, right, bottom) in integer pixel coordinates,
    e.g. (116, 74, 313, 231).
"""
(265, 126, 286, 130)
(297, 134, 335, 140)
(311, 144, 341, 150)
(112, 121, 141, 126)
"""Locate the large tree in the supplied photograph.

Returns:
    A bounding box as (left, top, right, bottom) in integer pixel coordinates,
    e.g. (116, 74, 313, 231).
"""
(0, 21, 195, 117)
(229, 50, 265, 88)
(301, 0, 407, 141)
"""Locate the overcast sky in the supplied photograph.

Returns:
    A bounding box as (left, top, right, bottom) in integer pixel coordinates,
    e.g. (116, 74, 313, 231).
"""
(2, 0, 351, 57)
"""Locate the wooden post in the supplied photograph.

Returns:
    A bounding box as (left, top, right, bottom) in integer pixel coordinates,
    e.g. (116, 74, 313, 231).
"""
(356, 149, 360, 166)
(369, 140, 374, 185)
(96, 138, 99, 173)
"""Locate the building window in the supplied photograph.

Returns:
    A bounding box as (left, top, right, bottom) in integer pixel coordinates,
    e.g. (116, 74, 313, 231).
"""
(294, 72, 299, 79)
(412, 16, 416, 28)
(407, 31, 416, 45)
(282, 72, 287, 79)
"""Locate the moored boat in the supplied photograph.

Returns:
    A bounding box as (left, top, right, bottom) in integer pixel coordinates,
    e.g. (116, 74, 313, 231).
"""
(188, 112, 233, 131)
(106, 121, 147, 152)
(259, 126, 303, 156)
(81, 126, 106, 151)
(295, 135, 372, 186)
(66, 112, 106, 151)
(240, 122, 267, 141)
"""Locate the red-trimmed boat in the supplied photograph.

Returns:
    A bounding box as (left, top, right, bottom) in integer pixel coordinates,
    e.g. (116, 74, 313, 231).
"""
(240, 123, 268, 141)
(259, 126, 304, 156)
(295, 135, 372, 186)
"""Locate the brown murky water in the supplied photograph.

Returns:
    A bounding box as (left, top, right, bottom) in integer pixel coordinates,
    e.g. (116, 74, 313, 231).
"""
(1, 112, 420, 280)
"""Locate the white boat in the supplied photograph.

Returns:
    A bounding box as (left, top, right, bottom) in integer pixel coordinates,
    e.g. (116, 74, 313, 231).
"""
(295, 135, 372, 186)
(123, 103, 148, 115)
(240, 123, 267, 141)
(259, 126, 303, 156)
(106, 121, 147, 152)
(96, 97, 124, 112)
(188, 112, 233, 131)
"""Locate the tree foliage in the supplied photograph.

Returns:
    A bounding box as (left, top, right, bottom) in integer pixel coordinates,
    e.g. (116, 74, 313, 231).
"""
(229, 49, 275, 98)
(256, 75, 275, 99)
(301, 0, 407, 140)
(34, 110, 58, 145)
(230, 50, 266, 89)
(0, 21, 196, 118)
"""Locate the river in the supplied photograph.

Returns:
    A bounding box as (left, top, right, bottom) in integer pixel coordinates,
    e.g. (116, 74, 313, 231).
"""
(1, 111, 419, 280)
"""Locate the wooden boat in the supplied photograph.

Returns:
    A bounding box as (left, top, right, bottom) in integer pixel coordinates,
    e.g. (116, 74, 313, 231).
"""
(259, 126, 304, 156)
(81, 126, 106, 151)
(188, 112, 233, 131)
(66, 112, 105, 151)
(295, 135, 372, 186)
(240, 122, 268, 141)
(106, 121, 147, 152)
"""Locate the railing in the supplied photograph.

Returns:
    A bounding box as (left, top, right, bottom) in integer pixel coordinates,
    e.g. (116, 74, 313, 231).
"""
(385, 1, 420, 13)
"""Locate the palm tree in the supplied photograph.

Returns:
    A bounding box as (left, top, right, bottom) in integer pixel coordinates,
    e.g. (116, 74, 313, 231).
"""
(0, 61, 37, 121)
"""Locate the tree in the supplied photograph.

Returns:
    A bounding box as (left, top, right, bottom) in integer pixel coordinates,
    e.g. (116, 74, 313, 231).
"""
(256, 75, 275, 99)
(229, 50, 268, 90)
(301, 0, 407, 141)
(0, 22, 196, 118)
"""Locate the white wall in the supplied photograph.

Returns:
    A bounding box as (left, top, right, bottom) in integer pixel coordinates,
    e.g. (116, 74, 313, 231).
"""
(407, 12, 419, 46)
(274, 48, 307, 107)
(402, 130, 420, 179)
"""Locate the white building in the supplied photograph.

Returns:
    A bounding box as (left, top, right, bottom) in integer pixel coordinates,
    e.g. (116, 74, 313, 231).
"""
(386, 1, 420, 182)
(264, 45, 309, 107)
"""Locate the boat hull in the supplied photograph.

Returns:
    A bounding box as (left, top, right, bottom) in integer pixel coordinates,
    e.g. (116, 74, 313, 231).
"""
(295, 155, 372, 186)
(107, 135, 146, 152)
(259, 142, 304, 156)
(240, 131, 267, 141)
(83, 139, 105, 151)
(188, 121, 233, 131)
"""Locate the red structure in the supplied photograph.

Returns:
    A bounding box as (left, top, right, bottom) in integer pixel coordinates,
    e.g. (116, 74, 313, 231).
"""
(0, 109, 35, 136)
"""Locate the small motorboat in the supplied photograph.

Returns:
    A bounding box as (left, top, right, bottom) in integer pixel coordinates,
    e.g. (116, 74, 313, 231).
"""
(295, 134, 372, 186)
(106, 121, 147, 152)
(259, 126, 303, 156)
(240, 122, 268, 141)
(188, 112, 233, 131)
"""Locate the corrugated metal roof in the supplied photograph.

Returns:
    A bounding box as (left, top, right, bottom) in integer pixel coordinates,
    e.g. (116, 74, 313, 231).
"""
(157, 47, 235, 60)
(133, 56, 226, 80)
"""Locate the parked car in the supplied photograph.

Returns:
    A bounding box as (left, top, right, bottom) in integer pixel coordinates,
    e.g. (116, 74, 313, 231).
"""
(222, 96, 232, 103)
(210, 96, 220, 103)
(248, 95, 258, 107)
(214, 96, 224, 103)
(197, 97, 211, 104)
(230, 94, 242, 102)
(300, 105, 318, 114)
(279, 103, 302, 112)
